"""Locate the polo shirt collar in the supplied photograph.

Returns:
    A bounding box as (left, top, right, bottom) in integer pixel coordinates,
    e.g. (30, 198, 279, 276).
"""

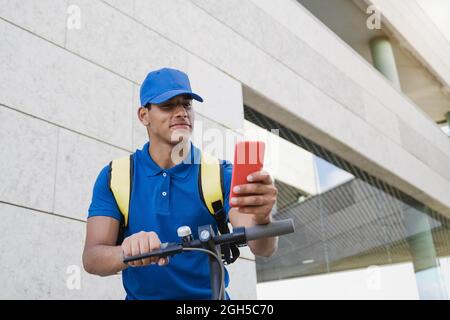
(139, 141, 198, 179)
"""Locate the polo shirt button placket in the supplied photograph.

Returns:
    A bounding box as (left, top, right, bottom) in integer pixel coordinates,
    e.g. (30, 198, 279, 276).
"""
(159, 172, 170, 214)
(162, 173, 168, 197)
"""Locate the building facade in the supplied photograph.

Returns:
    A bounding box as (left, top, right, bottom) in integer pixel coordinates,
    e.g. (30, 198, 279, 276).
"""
(1, 0, 449, 299)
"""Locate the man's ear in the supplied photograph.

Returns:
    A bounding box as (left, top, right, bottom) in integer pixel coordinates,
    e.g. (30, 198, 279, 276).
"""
(138, 106, 151, 126)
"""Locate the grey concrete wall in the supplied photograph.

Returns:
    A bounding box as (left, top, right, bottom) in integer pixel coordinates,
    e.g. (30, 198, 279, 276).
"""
(0, 202, 125, 299)
(0, 0, 254, 299)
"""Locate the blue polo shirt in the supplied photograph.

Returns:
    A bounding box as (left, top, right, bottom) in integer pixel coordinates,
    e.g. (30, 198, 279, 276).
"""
(88, 141, 233, 300)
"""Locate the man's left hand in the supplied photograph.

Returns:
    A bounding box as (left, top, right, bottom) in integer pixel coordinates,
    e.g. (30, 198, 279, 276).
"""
(230, 170, 278, 225)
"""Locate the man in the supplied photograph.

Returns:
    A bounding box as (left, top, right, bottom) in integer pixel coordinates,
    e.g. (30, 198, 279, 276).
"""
(83, 67, 278, 299)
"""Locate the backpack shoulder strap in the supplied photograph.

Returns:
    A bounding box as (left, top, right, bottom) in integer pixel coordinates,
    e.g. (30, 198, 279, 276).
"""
(109, 154, 134, 229)
(198, 151, 224, 216)
(198, 152, 240, 264)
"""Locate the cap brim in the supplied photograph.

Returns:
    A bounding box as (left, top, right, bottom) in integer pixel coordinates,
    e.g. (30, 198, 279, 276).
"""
(147, 89, 204, 105)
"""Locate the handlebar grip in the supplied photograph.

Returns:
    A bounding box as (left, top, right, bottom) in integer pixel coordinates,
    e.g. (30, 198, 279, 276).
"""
(123, 243, 182, 263)
(245, 219, 295, 241)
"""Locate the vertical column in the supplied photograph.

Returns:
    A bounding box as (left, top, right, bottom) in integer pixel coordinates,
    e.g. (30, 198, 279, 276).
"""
(369, 36, 402, 91)
(404, 202, 448, 299)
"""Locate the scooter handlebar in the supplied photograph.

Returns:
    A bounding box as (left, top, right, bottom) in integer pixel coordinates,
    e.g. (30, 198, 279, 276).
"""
(122, 219, 295, 264)
(245, 219, 295, 242)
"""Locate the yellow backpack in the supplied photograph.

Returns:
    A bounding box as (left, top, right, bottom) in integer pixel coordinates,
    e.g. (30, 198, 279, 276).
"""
(108, 151, 240, 264)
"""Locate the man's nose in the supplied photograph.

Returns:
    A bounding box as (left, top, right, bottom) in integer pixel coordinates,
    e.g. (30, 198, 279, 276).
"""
(174, 104, 189, 117)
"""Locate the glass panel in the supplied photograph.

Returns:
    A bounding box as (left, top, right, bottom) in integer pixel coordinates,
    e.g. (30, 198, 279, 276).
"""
(245, 106, 450, 298)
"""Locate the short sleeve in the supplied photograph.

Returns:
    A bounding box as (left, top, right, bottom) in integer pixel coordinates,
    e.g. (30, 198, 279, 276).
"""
(87, 165, 122, 222)
(221, 160, 233, 220)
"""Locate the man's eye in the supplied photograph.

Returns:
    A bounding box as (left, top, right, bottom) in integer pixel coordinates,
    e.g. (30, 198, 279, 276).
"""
(183, 103, 192, 108)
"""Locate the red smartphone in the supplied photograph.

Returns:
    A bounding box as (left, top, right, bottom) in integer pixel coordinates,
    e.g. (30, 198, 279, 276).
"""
(229, 141, 265, 207)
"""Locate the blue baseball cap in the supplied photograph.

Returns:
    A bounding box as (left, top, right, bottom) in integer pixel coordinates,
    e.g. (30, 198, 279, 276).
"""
(140, 67, 204, 106)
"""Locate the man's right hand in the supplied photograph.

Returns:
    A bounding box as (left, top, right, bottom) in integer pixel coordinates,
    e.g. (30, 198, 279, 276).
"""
(121, 231, 169, 267)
